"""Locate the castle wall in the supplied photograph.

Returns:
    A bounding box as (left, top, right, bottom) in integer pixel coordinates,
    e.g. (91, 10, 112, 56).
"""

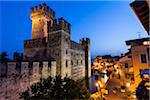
(21, 62, 29, 75)
(47, 25, 90, 80)
(47, 30, 71, 78)
(7, 62, 18, 76)
(32, 62, 40, 83)
(0, 64, 6, 77)
(60, 31, 72, 78)
(0, 60, 56, 100)
(51, 61, 57, 78)
(47, 31, 62, 76)
(24, 47, 47, 59)
(42, 61, 49, 79)
(47, 29, 86, 79)
(70, 49, 85, 80)
(24, 37, 47, 59)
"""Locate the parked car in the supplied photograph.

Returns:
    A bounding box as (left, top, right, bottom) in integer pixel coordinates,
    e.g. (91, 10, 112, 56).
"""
(128, 92, 137, 99)
(112, 87, 117, 94)
(120, 86, 126, 93)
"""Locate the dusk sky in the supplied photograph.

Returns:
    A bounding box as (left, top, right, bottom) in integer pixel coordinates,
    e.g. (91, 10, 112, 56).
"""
(0, 1, 148, 59)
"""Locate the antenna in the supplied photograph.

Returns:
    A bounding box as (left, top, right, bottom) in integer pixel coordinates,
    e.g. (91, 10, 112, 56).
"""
(137, 31, 141, 39)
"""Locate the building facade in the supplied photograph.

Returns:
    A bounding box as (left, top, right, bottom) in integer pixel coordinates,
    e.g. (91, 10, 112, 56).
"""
(93, 55, 119, 70)
(126, 37, 150, 91)
(130, 0, 149, 35)
(24, 3, 91, 80)
(117, 51, 134, 88)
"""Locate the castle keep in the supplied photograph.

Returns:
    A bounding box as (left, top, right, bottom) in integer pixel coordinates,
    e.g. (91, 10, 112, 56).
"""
(0, 3, 91, 99)
(24, 3, 91, 80)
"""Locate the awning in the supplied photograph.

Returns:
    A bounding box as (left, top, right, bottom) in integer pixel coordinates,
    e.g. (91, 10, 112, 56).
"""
(140, 69, 150, 75)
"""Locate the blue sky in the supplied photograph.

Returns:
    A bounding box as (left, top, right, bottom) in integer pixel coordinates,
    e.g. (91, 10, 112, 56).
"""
(0, 1, 148, 59)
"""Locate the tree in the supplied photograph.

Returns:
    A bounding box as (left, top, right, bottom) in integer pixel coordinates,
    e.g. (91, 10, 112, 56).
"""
(13, 52, 23, 61)
(0, 52, 9, 64)
(20, 76, 90, 99)
(136, 79, 149, 100)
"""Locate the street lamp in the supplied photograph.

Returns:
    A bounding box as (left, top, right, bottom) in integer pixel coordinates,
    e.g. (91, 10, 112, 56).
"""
(126, 82, 130, 91)
(126, 82, 130, 88)
(95, 80, 103, 100)
(126, 82, 130, 97)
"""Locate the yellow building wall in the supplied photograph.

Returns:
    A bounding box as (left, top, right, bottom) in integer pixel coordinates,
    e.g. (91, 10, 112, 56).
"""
(130, 45, 149, 91)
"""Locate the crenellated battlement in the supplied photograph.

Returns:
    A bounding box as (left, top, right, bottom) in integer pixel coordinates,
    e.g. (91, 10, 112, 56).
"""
(30, 3, 55, 20)
(50, 17, 71, 34)
(70, 40, 84, 50)
(58, 17, 71, 34)
(80, 38, 90, 46)
(24, 37, 47, 48)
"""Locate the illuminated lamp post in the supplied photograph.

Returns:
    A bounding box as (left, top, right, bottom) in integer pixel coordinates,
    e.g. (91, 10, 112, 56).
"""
(126, 82, 130, 91)
(126, 82, 130, 97)
(95, 80, 103, 100)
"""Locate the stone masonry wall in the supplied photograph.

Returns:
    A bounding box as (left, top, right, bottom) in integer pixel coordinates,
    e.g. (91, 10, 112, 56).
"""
(0, 61, 56, 100)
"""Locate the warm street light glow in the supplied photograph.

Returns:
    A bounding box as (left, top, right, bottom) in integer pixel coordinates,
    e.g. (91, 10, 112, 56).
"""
(95, 80, 103, 88)
(132, 95, 136, 99)
(143, 41, 150, 45)
(95, 83, 99, 87)
(98, 81, 101, 84)
(95, 80, 104, 99)
(114, 64, 118, 68)
(126, 82, 130, 87)
(100, 84, 103, 88)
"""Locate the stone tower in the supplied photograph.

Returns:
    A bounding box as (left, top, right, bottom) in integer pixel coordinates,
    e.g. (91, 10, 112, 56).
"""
(80, 38, 91, 78)
(47, 17, 71, 78)
(24, 3, 90, 80)
(30, 3, 55, 39)
(24, 3, 56, 59)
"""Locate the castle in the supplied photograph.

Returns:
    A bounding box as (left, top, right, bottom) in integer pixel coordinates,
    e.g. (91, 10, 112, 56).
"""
(0, 3, 91, 99)
(24, 3, 91, 80)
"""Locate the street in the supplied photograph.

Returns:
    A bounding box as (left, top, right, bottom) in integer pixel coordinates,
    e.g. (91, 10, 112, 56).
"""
(105, 76, 128, 100)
